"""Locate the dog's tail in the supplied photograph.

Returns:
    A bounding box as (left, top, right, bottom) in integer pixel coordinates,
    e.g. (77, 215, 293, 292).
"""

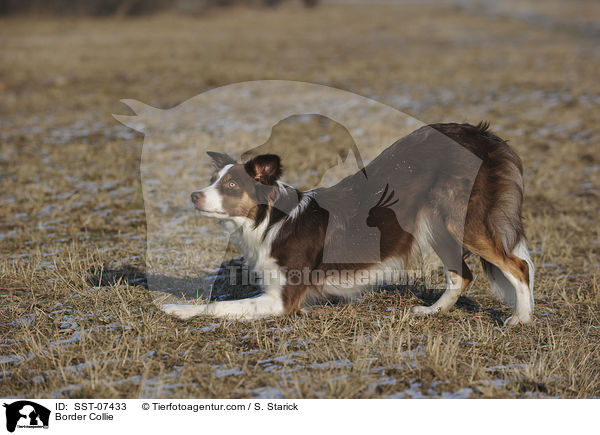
(476, 125, 534, 310)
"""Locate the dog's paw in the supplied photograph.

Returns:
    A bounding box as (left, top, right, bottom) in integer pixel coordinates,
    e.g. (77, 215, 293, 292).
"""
(161, 304, 206, 320)
(503, 314, 532, 326)
(410, 305, 441, 317)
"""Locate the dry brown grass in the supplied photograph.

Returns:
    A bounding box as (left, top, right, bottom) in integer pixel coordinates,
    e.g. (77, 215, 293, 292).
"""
(1, 1, 599, 398)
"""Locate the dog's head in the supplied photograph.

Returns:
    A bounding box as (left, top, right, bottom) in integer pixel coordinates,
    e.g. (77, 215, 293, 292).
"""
(191, 151, 282, 219)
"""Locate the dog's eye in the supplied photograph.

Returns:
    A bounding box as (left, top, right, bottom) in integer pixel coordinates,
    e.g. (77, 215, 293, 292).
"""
(228, 181, 237, 188)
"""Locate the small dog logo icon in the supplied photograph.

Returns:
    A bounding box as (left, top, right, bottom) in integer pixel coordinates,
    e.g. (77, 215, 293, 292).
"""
(3, 401, 50, 433)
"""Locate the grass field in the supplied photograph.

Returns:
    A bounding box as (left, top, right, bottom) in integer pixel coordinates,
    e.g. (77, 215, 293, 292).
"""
(1, 1, 599, 398)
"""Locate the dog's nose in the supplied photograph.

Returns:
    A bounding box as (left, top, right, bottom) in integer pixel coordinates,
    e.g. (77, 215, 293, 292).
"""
(191, 191, 202, 203)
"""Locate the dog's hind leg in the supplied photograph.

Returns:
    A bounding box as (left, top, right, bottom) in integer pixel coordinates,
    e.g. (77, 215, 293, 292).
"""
(411, 225, 473, 316)
(466, 237, 533, 325)
(411, 262, 472, 316)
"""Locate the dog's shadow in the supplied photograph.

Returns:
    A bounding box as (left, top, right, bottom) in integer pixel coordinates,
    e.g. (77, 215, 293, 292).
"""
(87, 258, 262, 303)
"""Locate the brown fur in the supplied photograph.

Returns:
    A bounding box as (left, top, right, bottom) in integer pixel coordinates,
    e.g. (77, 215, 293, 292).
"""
(200, 123, 532, 319)
(269, 123, 530, 314)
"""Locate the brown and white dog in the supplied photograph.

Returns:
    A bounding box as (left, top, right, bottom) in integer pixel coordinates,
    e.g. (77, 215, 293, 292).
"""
(162, 123, 534, 325)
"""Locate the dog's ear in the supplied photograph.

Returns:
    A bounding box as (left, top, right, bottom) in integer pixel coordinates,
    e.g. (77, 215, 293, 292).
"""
(207, 151, 236, 169)
(244, 154, 282, 185)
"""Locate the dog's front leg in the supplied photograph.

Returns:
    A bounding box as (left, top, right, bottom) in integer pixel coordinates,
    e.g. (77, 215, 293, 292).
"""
(207, 292, 284, 319)
(161, 285, 285, 321)
(161, 303, 209, 320)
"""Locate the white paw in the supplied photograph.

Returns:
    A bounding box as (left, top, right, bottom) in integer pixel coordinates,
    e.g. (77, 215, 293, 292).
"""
(503, 314, 532, 326)
(161, 304, 207, 320)
(410, 305, 441, 317)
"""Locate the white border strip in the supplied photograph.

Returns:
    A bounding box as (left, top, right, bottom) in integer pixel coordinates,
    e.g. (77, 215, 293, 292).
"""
(0, 398, 596, 434)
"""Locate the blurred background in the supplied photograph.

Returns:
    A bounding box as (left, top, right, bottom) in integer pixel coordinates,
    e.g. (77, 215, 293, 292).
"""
(1, 0, 598, 126)
(0, 0, 319, 16)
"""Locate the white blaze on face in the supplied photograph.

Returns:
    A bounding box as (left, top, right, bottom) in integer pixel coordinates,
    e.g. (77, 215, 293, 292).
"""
(196, 164, 233, 215)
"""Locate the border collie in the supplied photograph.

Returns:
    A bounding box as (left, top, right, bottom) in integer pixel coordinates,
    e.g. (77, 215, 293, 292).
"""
(162, 122, 535, 325)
